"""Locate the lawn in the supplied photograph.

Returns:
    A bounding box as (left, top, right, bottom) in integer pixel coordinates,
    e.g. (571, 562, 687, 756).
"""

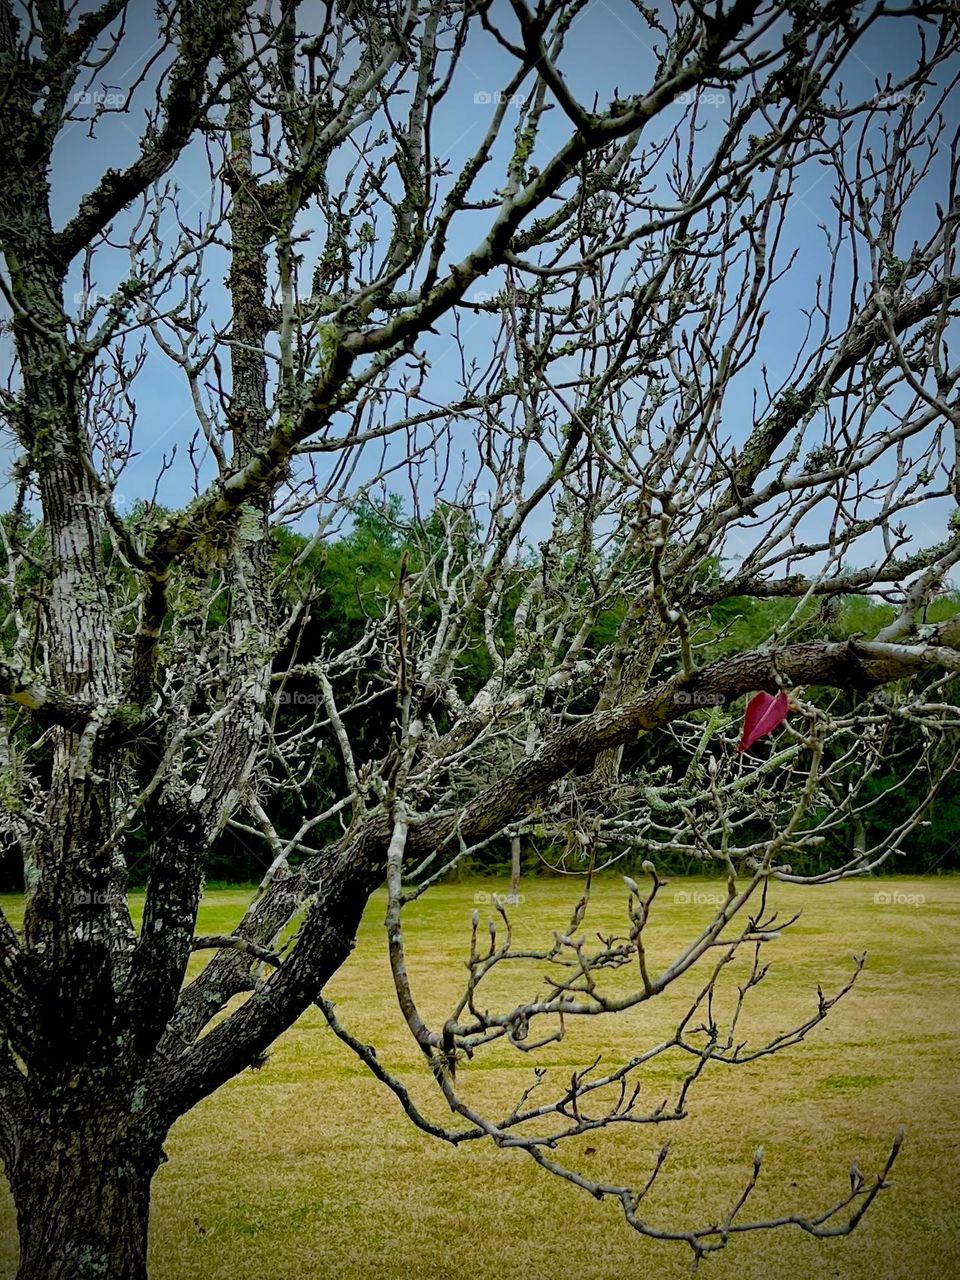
(0, 875, 958, 1279)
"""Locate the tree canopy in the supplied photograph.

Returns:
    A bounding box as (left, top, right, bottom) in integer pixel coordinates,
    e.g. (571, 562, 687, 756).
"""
(1, 1, 959, 1275)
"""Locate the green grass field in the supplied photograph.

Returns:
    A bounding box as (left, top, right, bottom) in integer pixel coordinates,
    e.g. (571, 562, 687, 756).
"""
(0, 875, 958, 1279)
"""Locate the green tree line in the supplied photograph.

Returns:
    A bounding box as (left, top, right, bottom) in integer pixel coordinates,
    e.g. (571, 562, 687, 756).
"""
(1, 501, 956, 889)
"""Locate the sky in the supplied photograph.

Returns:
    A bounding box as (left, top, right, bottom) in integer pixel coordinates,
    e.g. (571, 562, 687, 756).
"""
(2, 0, 958, 577)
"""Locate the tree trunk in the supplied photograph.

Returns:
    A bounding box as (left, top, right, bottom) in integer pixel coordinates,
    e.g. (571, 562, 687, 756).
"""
(11, 1118, 159, 1280)
(510, 834, 521, 898)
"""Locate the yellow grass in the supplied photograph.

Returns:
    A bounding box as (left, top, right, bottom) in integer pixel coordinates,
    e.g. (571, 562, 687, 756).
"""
(0, 875, 958, 1279)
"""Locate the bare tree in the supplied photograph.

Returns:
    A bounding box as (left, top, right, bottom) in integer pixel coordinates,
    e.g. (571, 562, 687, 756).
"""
(0, 0, 959, 1275)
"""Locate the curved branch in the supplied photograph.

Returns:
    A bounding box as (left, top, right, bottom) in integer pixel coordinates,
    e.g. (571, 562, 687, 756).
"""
(151, 624, 960, 1118)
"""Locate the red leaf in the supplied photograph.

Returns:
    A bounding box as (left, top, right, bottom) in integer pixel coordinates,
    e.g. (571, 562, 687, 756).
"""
(738, 691, 791, 753)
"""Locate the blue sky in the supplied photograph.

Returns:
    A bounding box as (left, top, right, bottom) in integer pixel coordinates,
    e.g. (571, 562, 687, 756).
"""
(2, 0, 958, 575)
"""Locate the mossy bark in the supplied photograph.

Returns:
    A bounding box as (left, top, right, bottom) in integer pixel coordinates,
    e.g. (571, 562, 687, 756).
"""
(11, 1107, 161, 1280)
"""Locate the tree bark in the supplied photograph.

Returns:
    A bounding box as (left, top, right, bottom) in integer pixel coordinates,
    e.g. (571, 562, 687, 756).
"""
(10, 1113, 160, 1280)
(510, 835, 521, 898)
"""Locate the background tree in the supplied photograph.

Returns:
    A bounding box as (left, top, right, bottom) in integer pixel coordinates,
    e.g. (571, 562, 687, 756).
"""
(0, 1, 959, 1276)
